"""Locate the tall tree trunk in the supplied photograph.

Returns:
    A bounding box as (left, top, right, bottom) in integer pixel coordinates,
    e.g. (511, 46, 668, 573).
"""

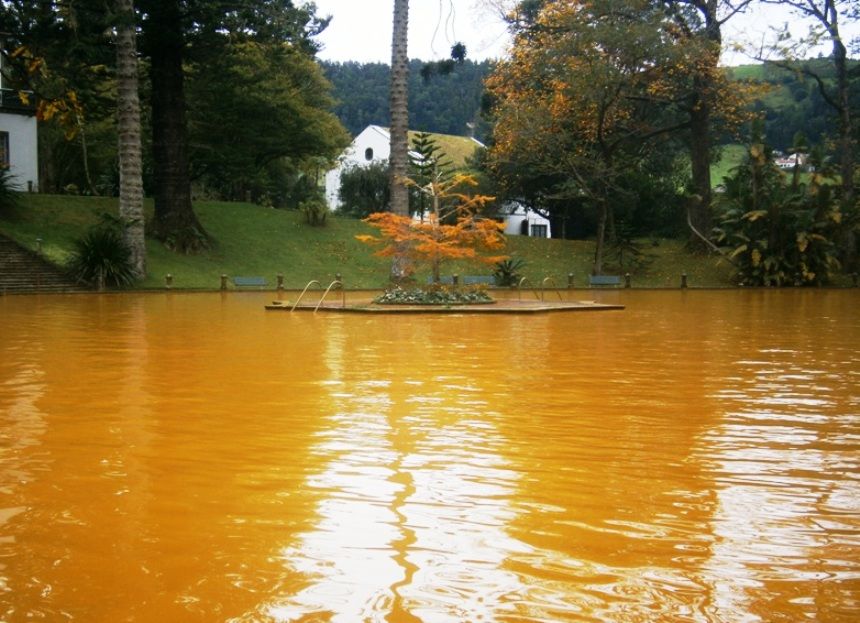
(141, 0, 208, 253)
(593, 199, 608, 276)
(688, 94, 712, 240)
(389, 0, 410, 280)
(686, 1, 722, 249)
(830, 15, 854, 211)
(115, 0, 146, 278)
(830, 10, 856, 270)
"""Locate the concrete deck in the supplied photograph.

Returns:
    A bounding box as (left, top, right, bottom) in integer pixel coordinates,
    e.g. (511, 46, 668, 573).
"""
(265, 299, 624, 314)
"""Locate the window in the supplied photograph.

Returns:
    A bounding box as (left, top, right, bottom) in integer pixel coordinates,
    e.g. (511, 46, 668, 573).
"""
(0, 132, 8, 169)
(530, 223, 547, 238)
(364, 147, 374, 161)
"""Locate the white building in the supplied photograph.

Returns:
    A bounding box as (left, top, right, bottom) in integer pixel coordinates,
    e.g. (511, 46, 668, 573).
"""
(324, 125, 391, 211)
(325, 124, 551, 238)
(496, 202, 551, 238)
(1, 52, 38, 192)
(774, 152, 808, 171)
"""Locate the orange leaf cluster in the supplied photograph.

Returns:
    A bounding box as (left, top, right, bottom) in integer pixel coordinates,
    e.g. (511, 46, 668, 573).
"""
(356, 174, 507, 279)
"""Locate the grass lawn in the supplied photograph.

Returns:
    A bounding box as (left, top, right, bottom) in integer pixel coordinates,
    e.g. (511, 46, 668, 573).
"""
(712, 144, 747, 186)
(1, 193, 747, 290)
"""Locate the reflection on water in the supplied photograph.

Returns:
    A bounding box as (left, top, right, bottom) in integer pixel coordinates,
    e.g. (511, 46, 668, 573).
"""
(0, 290, 858, 622)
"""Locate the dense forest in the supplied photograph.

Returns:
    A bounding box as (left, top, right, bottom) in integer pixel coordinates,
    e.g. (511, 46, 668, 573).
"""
(731, 60, 860, 152)
(322, 59, 494, 140)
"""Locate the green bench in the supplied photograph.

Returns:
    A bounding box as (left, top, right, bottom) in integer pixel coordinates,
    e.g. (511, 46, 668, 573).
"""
(231, 276, 268, 288)
(589, 275, 621, 287)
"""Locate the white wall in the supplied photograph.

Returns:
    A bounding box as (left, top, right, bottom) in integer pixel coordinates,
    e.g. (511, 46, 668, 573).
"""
(500, 203, 552, 238)
(0, 112, 38, 191)
(325, 125, 390, 210)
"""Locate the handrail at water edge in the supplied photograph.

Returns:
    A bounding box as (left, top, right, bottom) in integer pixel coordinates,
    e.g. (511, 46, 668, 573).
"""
(292, 280, 322, 311)
(313, 280, 345, 312)
(541, 277, 564, 302)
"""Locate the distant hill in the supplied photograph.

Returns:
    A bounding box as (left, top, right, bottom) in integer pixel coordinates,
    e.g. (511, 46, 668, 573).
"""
(322, 59, 494, 140)
(728, 59, 857, 151)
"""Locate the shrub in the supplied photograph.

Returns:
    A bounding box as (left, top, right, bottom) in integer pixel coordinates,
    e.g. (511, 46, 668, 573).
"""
(713, 138, 841, 286)
(67, 224, 137, 290)
(338, 162, 390, 218)
(493, 257, 525, 286)
(300, 196, 329, 226)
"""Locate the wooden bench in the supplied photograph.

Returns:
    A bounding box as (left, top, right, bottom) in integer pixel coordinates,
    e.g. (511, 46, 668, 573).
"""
(588, 274, 621, 287)
(231, 276, 268, 288)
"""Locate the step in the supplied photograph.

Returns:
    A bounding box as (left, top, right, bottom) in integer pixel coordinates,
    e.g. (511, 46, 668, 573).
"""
(0, 234, 87, 292)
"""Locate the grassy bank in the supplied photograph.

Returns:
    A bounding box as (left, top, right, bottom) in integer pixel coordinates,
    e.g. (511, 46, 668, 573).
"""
(1, 193, 741, 289)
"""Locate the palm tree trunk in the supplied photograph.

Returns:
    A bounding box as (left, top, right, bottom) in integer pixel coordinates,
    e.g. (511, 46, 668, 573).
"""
(115, 0, 146, 278)
(389, 0, 410, 280)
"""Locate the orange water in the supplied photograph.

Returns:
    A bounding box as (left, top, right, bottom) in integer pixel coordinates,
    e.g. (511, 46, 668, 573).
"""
(1, 290, 858, 622)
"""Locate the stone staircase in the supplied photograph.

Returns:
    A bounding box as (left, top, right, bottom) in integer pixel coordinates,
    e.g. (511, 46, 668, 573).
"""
(0, 234, 87, 293)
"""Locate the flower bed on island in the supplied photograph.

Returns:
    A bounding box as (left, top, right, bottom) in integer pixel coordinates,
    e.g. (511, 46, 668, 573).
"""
(373, 286, 494, 306)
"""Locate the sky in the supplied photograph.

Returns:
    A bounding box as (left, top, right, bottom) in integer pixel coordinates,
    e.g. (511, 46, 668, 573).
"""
(306, 1, 858, 66)
(308, 1, 511, 63)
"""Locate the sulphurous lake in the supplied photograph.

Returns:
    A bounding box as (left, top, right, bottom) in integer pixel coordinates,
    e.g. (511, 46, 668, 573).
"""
(1, 290, 858, 621)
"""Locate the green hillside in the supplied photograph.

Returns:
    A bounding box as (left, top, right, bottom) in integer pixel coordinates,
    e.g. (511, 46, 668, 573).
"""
(1, 194, 738, 290)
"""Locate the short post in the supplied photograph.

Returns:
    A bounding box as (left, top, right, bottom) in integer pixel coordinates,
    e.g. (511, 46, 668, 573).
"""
(335, 273, 345, 307)
(35, 237, 43, 253)
(568, 273, 574, 288)
(624, 273, 631, 288)
(452, 274, 459, 287)
(220, 274, 228, 291)
(681, 273, 688, 289)
(277, 273, 284, 290)
(165, 274, 173, 289)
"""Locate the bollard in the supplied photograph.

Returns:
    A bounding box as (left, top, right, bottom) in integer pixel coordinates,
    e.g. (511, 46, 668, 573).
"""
(335, 273, 345, 307)
(277, 274, 284, 290)
(452, 274, 459, 287)
(624, 273, 631, 288)
(165, 274, 173, 289)
(681, 273, 688, 289)
(220, 274, 228, 290)
(568, 273, 574, 288)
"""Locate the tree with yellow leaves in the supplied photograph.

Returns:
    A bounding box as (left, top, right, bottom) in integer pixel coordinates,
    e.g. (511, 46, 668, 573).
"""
(357, 173, 507, 283)
(486, 0, 760, 272)
(487, 0, 687, 273)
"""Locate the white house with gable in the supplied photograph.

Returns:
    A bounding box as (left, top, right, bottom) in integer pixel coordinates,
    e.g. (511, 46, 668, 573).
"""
(324, 125, 391, 211)
(324, 124, 551, 238)
(0, 56, 39, 192)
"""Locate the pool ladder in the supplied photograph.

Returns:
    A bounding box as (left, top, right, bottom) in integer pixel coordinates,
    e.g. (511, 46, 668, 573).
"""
(292, 279, 345, 312)
(516, 276, 564, 302)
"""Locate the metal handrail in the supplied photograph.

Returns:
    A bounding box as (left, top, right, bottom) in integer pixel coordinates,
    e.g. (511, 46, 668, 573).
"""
(292, 280, 322, 311)
(541, 277, 564, 302)
(313, 280, 344, 312)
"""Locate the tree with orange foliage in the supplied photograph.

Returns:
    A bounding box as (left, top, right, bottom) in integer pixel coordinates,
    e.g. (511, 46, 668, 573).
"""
(357, 173, 507, 283)
(486, 0, 761, 271)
